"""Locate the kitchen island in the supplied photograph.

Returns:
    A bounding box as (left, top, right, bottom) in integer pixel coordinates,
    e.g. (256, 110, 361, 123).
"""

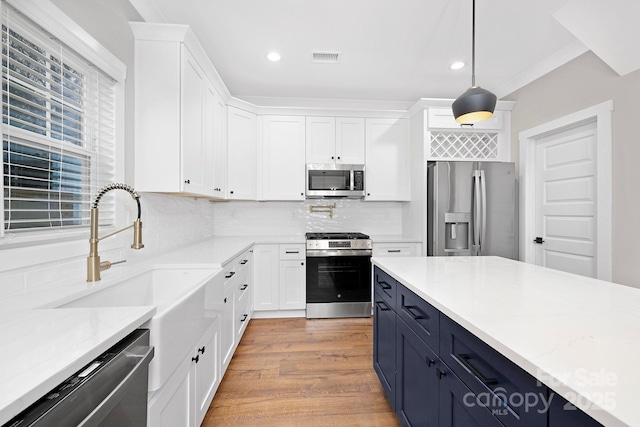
(372, 256, 640, 427)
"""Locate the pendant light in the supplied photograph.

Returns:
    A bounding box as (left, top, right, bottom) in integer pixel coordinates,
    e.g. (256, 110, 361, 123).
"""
(452, 0, 496, 124)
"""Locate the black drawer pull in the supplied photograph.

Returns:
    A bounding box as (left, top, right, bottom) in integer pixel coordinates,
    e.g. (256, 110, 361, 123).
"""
(240, 314, 248, 322)
(377, 280, 392, 290)
(427, 358, 436, 367)
(456, 354, 498, 386)
(376, 301, 391, 311)
(387, 249, 402, 253)
(198, 346, 205, 354)
(240, 260, 248, 265)
(240, 284, 248, 290)
(225, 271, 235, 279)
(285, 250, 299, 254)
(403, 305, 426, 320)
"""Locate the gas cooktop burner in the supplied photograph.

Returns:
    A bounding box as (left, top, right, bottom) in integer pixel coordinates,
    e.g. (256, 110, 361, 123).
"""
(305, 232, 370, 240)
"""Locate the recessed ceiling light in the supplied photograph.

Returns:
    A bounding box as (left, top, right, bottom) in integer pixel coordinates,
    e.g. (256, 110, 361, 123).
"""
(450, 61, 465, 70)
(267, 52, 281, 62)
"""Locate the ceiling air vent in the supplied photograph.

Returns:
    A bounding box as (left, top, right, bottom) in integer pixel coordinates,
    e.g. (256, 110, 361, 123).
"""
(311, 51, 341, 64)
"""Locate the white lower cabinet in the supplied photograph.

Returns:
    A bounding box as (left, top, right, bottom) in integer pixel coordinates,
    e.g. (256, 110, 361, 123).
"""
(193, 320, 221, 426)
(220, 279, 236, 370)
(148, 317, 221, 427)
(253, 243, 306, 316)
(279, 260, 306, 310)
(148, 249, 253, 426)
(372, 242, 421, 257)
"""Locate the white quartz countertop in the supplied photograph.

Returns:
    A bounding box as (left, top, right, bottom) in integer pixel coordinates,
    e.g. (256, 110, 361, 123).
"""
(0, 306, 156, 425)
(0, 234, 306, 424)
(371, 256, 640, 427)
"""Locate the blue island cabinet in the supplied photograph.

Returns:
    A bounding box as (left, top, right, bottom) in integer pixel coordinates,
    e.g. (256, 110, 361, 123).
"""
(372, 265, 604, 427)
(373, 267, 398, 408)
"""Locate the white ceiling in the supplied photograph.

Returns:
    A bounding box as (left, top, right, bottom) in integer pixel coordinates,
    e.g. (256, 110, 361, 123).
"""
(126, 0, 628, 104)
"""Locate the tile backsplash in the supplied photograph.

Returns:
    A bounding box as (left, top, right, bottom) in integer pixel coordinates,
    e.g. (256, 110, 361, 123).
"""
(212, 199, 402, 236)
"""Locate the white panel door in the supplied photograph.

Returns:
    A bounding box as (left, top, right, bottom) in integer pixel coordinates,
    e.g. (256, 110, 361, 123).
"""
(180, 47, 205, 194)
(279, 260, 306, 310)
(336, 117, 365, 164)
(227, 106, 258, 199)
(534, 121, 597, 277)
(252, 244, 280, 311)
(212, 89, 227, 197)
(261, 116, 305, 200)
(306, 116, 335, 163)
(365, 118, 411, 201)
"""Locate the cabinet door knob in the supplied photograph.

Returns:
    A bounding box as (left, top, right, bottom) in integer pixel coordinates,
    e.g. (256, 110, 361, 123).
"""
(331, 156, 334, 160)
(240, 284, 248, 290)
(301, 262, 304, 266)
(184, 179, 191, 184)
(192, 355, 200, 363)
(427, 358, 436, 367)
(337, 156, 341, 160)
(240, 314, 248, 322)
(435, 368, 446, 379)
(198, 346, 206, 354)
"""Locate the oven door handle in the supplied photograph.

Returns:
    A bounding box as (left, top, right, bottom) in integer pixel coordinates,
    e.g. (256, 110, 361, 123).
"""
(306, 250, 373, 257)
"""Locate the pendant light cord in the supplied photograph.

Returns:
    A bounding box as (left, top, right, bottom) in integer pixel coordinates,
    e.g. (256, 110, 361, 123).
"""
(471, 0, 476, 87)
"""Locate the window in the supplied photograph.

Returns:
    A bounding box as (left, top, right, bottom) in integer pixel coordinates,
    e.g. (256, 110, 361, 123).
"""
(1, 2, 117, 234)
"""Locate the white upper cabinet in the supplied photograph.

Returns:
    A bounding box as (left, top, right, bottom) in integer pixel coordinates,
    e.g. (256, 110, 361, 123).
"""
(211, 87, 227, 197)
(131, 23, 226, 198)
(180, 48, 209, 194)
(336, 117, 366, 164)
(260, 115, 306, 201)
(306, 117, 365, 164)
(365, 118, 411, 201)
(227, 106, 258, 200)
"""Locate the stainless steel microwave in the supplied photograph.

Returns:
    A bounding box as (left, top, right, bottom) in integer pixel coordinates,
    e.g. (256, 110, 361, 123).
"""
(306, 164, 365, 199)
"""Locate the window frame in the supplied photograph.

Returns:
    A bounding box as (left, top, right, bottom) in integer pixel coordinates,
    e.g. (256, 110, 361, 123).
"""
(0, 0, 126, 249)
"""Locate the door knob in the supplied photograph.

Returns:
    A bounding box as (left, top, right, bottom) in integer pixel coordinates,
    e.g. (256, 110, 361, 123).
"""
(533, 237, 545, 244)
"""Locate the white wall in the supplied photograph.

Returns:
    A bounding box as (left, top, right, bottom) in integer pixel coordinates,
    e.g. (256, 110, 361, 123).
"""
(506, 51, 640, 288)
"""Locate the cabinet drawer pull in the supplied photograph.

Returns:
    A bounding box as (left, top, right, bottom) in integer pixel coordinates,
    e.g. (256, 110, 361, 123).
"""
(387, 249, 402, 253)
(240, 260, 248, 265)
(240, 284, 248, 290)
(377, 280, 392, 290)
(192, 355, 199, 363)
(240, 314, 248, 322)
(285, 250, 299, 254)
(435, 368, 446, 379)
(225, 271, 235, 279)
(403, 305, 427, 320)
(455, 353, 498, 386)
(198, 346, 205, 354)
(376, 301, 391, 311)
(427, 358, 436, 367)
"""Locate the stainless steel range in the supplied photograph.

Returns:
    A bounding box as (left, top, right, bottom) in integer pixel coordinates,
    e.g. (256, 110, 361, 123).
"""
(305, 232, 373, 319)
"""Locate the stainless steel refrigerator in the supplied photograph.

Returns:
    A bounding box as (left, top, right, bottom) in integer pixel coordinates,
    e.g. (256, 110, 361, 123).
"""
(427, 161, 517, 259)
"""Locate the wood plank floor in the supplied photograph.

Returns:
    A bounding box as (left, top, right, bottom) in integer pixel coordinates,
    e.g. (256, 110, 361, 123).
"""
(202, 317, 400, 427)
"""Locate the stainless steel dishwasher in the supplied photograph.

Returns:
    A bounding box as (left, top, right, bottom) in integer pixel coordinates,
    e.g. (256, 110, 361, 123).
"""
(4, 329, 154, 427)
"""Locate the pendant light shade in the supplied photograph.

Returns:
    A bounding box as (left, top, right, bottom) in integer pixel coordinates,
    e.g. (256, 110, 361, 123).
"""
(452, 86, 497, 124)
(452, 0, 496, 125)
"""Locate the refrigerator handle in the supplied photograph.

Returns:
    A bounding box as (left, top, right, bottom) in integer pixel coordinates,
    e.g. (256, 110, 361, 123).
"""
(472, 170, 481, 255)
(480, 170, 487, 254)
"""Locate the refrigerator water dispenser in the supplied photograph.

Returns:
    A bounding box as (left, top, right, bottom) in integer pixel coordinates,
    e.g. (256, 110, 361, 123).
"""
(444, 212, 470, 253)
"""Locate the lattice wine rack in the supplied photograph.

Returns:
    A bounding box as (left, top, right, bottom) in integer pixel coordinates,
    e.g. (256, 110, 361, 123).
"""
(429, 131, 499, 160)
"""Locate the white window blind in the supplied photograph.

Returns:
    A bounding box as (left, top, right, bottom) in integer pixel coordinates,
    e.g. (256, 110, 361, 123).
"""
(1, 3, 116, 232)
